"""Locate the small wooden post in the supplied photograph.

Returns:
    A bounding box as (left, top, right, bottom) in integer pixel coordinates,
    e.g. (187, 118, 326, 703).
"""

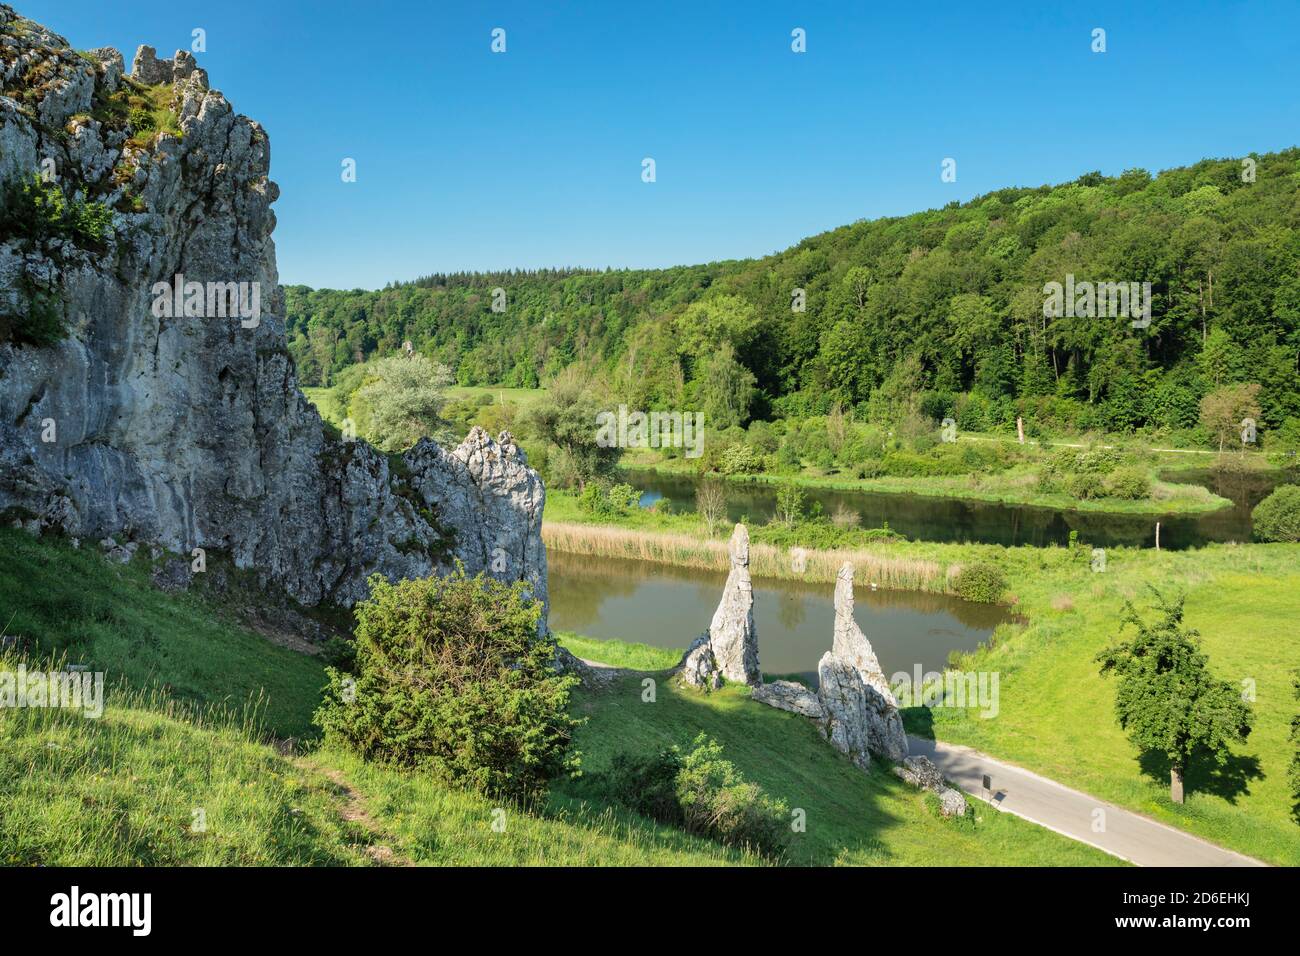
(1016, 417, 1025, 444)
(1155, 522, 1161, 551)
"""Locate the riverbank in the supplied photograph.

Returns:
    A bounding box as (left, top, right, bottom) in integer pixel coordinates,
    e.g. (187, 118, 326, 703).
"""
(621, 451, 1241, 517)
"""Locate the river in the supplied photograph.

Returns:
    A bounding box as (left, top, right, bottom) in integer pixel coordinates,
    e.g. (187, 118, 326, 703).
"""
(547, 549, 1010, 684)
(626, 466, 1282, 550)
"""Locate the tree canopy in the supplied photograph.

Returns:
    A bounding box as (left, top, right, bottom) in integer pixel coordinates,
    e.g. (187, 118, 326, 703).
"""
(286, 149, 1300, 440)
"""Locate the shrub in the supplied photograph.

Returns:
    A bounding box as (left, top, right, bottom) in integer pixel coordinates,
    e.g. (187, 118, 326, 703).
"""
(1104, 465, 1151, 500)
(578, 480, 641, 517)
(604, 748, 684, 824)
(774, 481, 805, 524)
(0, 174, 113, 249)
(718, 442, 764, 475)
(675, 735, 790, 856)
(314, 571, 581, 802)
(601, 735, 789, 858)
(1063, 472, 1099, 500)
(1252, 485, 1300, 543)
(954, 561, 1006, 603)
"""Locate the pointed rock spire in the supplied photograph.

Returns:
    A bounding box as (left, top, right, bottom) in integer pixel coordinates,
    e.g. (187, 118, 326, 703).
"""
(819, 563, 908, 762)
(680, 523, 761, 687)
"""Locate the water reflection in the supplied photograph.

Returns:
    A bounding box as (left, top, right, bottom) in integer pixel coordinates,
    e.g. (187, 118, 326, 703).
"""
(548, 549, 1009, 684)
(628, 467, 1282, 550)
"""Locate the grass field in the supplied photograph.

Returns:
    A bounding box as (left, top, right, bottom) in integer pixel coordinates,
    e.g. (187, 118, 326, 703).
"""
(926, 553, 1300, 866)
(563, 668, 1113, 865)
(301, 386, 344, 428)
(0, 529, 1114, 866)
(445, 385, 546, 408)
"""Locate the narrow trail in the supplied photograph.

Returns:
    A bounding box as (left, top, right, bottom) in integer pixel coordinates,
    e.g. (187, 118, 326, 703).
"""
(293, 756, 413, 867)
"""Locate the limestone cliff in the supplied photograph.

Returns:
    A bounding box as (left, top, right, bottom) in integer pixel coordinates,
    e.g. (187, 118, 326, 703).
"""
(0, 7, 547, 619)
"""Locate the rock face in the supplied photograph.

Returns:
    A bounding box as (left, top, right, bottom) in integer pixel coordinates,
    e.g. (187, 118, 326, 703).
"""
(0, 9, 547, 619)
(817, 563, 909, 763)
(679, 523, 760, 687)
(752, 679, 823, 718)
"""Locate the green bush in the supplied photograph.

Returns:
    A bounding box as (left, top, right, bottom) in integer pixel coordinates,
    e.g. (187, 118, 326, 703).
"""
(0, 275, 64, 347)
(0, 174, 113, 249)
(718, 442, 764, 475)
(1104, 465, 1152, 500)
(600, 735, 789, 858)
(1063, 472, 1099, 500)
(604, 747, 683, 824)
(578, 480, 641, 517)
(954, 561, 1006, 603)
(314, 571, 581, 802)
(676, 735, 790, 856)
(1252, 485, 1300, 543)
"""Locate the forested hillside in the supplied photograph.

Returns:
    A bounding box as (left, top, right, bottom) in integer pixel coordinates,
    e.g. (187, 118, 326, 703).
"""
(286, 149, 1300, 436)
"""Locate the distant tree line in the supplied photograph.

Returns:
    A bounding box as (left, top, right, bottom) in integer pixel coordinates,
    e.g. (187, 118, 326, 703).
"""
(286, 149, 1300, 441)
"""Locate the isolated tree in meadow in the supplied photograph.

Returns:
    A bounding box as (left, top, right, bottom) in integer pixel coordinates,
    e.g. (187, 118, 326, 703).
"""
(353, 354, 452, 452)
(695, 478, 727, 536)
(1096, 591, 1253, 804)
(1199, 382, 1261, 452)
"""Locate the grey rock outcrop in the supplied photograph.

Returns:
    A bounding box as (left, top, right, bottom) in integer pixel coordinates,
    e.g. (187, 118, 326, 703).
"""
(750, 562, 909, 767)
(817, 563, 908, 763)
(0, 8, 548, 623)
(752, 679, 823, 718)
(680, 634, 721, 690)
(679, 523, 760, 687)
(893, 755, 968, 818)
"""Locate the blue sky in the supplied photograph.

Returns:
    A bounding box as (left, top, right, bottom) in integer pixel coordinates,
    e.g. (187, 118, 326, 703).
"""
(21, 0, 1300, 289)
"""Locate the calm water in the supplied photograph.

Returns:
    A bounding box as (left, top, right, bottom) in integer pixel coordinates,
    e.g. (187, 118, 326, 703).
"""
(629, 467, 1284, 550)
(548, 550, 1009, 684)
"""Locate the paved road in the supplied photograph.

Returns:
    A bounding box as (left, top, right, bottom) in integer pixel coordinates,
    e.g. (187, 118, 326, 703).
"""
(909, 736, 1265, 867)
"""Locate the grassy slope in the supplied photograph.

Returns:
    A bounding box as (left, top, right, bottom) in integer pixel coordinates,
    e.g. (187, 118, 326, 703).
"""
(558, 631, 683, 671)
(301, 386, 344, 428)
(0, 529, 1110, 865)
(547, 516, 1300, 864)
(0, 529, 325, 738)
(0, 685, 369, 866)
(565, 672, 1113, 865)
(445, 384, 546, 408)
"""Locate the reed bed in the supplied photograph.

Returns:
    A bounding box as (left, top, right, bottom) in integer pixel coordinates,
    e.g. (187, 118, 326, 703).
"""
(543, 521, 955, 594)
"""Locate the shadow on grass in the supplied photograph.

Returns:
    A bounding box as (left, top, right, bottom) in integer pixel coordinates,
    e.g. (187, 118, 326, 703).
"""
(900, 705, 936, 740)
(1136, 747, 1263, 805)
(567, 672, 906, 865)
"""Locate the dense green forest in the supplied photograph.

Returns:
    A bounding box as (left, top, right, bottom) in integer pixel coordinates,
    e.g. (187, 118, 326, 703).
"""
(286, 149, 1300, 438)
